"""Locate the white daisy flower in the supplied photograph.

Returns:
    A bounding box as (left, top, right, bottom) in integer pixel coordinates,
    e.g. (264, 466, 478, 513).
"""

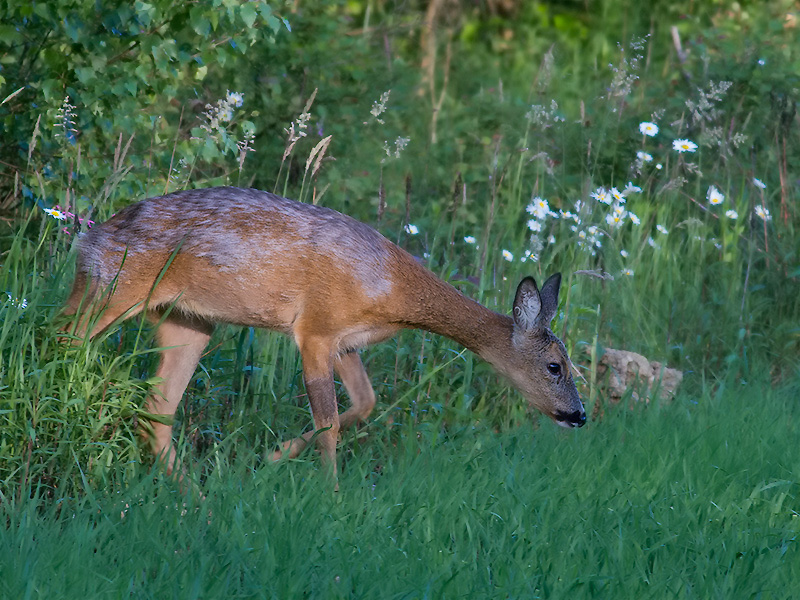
(753, 178, 766, 189)
(636, 151, 653, 162)
(673, 139, 698, 153)
(464, 235, 476, 244)
(656, 224, 669, 234)
(226, 90, 245, 107)
(43, 207, 68, 220)
(624, 182, 642, 195)
(620, 249, 629, 258)
(526, 197, 550, 220)
(621, 268, 634, 277)
(560, 210, 580, 223)
(707, 186, 725, 205)
(404, 224, 419, 235)
(639, 122, 659, 136)
(754, 205, 771, 221)
(590, 187, 612, 205)
(605, 213, 625, 228)
(725, 210, 738, 219)
(502, 249, 514, 262)
(527, 219, 543, 233)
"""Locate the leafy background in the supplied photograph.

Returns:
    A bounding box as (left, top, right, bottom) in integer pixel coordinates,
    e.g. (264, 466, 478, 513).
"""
(0, 1, 798, 596)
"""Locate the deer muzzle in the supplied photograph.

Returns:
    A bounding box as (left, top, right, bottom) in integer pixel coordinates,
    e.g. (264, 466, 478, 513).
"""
(555, 409, 587, 428)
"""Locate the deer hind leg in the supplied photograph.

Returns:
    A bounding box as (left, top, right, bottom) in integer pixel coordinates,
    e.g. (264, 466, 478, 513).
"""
(270, 350, 372, 462)
(335, 351, 376, 430)
(144, 311, 213, 475)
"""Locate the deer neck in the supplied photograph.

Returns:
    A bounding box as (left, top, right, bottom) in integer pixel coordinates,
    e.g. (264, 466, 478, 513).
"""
(396, 272, 515, 369)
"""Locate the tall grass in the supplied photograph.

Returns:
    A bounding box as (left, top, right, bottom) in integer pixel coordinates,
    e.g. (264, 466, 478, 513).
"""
(1, 381, 797, 598)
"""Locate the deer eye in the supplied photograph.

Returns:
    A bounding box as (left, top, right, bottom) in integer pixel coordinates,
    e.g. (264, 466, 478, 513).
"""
(547, 362, 561, 376)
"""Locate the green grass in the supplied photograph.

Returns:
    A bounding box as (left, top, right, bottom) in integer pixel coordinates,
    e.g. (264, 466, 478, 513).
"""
(1, 381, 798, 599)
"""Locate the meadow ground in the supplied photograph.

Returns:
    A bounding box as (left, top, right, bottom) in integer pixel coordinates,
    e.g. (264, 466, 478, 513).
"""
(1, 377, 797, 599)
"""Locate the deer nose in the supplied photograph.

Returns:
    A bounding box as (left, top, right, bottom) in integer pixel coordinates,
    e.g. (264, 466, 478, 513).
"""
(555, 409, 587, 428)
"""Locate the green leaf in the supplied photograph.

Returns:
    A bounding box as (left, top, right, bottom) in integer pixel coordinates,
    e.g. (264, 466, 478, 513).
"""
(75, 67, 95, 84)
(190, 6, 211, 36)
(240, 3, 257, 28)
(0, 25, 23, 45)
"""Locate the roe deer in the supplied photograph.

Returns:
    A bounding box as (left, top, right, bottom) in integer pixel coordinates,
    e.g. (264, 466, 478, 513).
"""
(63, 187, 585, 476)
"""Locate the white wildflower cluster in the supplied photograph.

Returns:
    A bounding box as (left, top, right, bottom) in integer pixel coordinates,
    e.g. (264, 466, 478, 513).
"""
(685, 80, 733, 125)
(5, 293, 28, 310)
(746, 179, 770, 222)
(282, 89, 317, 161)
(524, 195, 559, 256)
(604, 37, 648, 104)
(551, 198, 601, 255)
(54, 96, 78, 141)
(700, 126, 748, 156)
(200, 90, 245, 137)
(526, 196, 555, 221)
(535, 48, 555, 94)
(525, 100, 564, 128)
(237, 127, 256, 170)
(754, 205, 771, 221)
(383, 136, 410, 161)
(577, 225, 603, 254)
(168, 157, 190, 187)
(370, 91, 391, 124)
(589, 184, 642, 229)
(285, 105, 312, 145)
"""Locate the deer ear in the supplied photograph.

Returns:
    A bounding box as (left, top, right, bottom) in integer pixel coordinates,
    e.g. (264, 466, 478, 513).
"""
(513, 277, 543, 331)
(513, 274, 561, 331)
(538, 273, 561, 325)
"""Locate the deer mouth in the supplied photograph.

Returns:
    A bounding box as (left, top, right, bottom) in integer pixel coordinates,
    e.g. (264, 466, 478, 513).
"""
(554, 409, 587, 428)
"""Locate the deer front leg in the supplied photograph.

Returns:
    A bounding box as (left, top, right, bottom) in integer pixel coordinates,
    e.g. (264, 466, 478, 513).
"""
(272, 337, 340, 478)
(269, 350, 373, 461)
(303, 375, 340, 475)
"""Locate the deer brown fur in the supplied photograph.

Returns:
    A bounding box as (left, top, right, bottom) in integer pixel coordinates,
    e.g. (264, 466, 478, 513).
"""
(63, 187, 585, 477)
